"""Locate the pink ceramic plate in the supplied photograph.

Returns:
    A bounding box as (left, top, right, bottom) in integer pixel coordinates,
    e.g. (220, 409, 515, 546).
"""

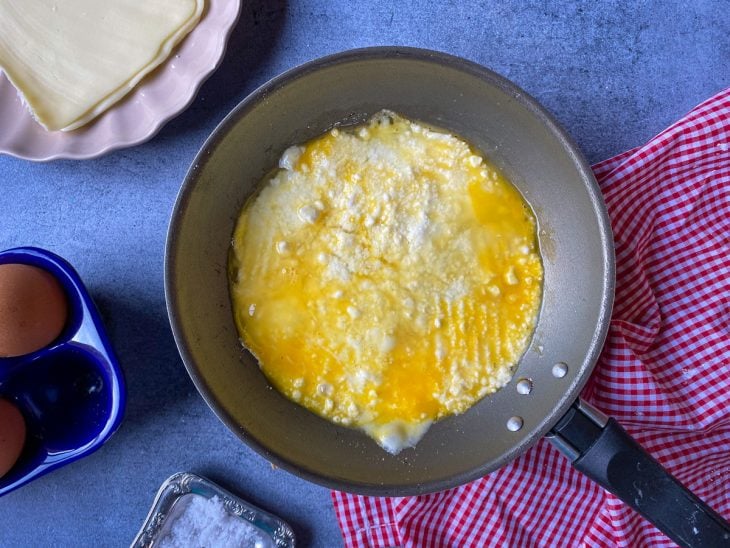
(0, 0, 241, 161)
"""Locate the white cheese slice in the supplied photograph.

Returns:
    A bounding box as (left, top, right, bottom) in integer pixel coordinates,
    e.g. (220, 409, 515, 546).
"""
(0, 0, 204, 131)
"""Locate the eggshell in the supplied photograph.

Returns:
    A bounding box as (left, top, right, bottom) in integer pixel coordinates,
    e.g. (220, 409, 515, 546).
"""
(0, 398, 26, 478)
(0, 263, 68, 357)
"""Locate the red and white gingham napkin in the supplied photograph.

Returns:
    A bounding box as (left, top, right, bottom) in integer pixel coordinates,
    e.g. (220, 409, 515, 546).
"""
(332, 88, 730, 547)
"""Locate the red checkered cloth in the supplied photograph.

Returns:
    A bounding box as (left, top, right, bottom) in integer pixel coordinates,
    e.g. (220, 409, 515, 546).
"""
(332, 88, 730, 547)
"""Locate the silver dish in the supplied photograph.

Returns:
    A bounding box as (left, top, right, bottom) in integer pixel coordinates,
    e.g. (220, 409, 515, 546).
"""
(131, 472, 295, 547)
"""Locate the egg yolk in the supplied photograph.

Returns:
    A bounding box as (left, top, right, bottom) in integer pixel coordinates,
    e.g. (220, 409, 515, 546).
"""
(229, 111, 543, 453)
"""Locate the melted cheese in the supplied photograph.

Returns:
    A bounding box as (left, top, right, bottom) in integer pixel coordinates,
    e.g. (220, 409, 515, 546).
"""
(0, 0, 204, 131)
(230, 112, 543, 453)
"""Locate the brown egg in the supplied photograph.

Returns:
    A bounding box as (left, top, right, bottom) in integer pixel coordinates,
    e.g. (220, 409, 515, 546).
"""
(0, 398, 26, 478)
(0, 263, 68, 357)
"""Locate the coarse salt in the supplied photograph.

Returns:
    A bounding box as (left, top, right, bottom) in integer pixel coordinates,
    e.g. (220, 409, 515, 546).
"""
(158, 495, 267, 548)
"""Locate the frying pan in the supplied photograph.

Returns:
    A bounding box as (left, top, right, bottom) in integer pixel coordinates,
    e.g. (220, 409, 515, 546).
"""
(165, 47, 730, 546)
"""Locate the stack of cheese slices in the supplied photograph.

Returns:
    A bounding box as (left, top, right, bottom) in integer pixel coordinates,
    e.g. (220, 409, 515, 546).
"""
(0, 0, 204, 131)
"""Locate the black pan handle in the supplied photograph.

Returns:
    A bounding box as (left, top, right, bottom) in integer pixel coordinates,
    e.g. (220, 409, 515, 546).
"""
(547, 399, 730, 548)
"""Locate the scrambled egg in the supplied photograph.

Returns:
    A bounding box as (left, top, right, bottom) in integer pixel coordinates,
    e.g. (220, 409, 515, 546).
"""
(229, 111, 543, 453)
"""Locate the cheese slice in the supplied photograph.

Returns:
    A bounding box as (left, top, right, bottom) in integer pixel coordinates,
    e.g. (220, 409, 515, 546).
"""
(0, 0, 204, 131)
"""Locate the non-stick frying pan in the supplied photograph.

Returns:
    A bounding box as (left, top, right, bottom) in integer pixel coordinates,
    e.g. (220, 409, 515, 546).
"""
(165, 47, 730, 547)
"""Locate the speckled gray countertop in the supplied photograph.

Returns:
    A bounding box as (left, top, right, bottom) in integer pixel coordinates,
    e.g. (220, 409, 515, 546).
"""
(0, 1, 727, 546)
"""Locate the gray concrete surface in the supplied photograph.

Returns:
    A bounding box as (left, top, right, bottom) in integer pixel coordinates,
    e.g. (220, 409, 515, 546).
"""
(0, 1, 727, 546)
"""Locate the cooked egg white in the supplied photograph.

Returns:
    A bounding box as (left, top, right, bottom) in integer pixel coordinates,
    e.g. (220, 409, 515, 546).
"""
(230, 111, 543, 453)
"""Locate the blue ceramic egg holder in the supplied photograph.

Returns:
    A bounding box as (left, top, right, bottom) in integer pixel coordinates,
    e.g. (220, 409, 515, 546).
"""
(0, 247, 125, 496)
